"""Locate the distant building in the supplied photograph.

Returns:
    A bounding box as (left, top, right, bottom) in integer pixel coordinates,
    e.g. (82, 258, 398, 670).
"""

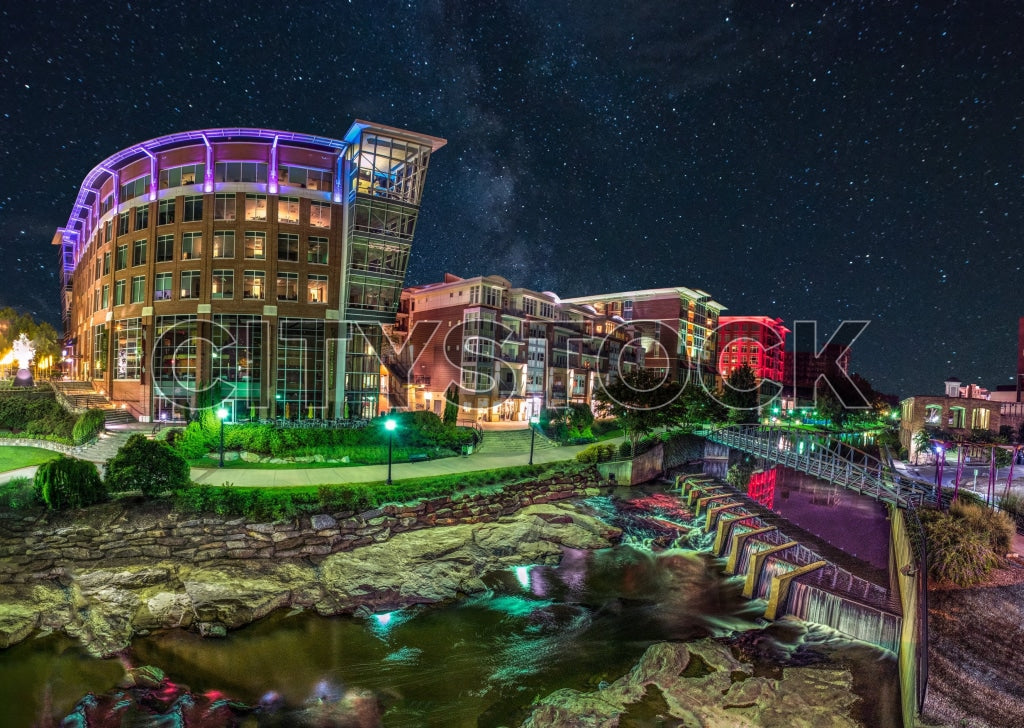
(717, 316, 789, 388)
(899, 377, 1003, 460)
(783, 343, 852, 407)
(386, 274, 643, 422)
(561, 286, 726, 387)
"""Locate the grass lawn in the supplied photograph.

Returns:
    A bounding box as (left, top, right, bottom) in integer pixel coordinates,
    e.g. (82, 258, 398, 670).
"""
(0, 446, 60, 472)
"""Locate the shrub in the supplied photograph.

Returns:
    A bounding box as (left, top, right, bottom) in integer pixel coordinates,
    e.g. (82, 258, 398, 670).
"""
(72, 409, 107, 445)
(950, 500, 1016, 555)
(922, 510, 999, 586)
(576, 443, 618, 464)
(33, 456, 106, 510)
(105, 434, 191, 497)
(174, 422, 213, 460)
(619, 441, 633, 458)
(0, 476, 39, 510)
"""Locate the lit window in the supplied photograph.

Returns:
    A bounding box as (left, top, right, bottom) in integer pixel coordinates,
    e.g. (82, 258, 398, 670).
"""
(307, 274, 327, 303)
(154, 272, 172, 300)
(114, 280, 125, 306)
(213, 230, 235, 258)
(277, 196, 300, 224)
(243, 271, 265, 299)
(277, 272, 298, 301)
(211, 270, 234, 300)
(244, 194, 267, 221)
(179, 270, 201, 299)
(310, 202, 331, 228)
(159, 164, 204, 189)
(244, 231, 266, 260)
(181, 232, 202, 260)
(214, 193, 236, 221)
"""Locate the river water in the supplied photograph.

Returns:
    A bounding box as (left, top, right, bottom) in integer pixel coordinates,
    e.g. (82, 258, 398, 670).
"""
(0, 486, 900, 727)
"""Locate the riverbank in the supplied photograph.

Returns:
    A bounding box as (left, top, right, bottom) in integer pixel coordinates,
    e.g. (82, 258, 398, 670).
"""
(0, 470, 614, 656)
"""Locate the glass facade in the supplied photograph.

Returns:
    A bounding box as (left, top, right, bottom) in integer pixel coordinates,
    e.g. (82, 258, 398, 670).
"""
(277, 318, 325, 420)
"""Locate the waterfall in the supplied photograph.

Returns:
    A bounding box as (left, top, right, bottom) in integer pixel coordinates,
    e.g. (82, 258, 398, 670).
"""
(753, 555, 797, 600)
(734, 535, 765, 577)
(786, 581, 901, 653)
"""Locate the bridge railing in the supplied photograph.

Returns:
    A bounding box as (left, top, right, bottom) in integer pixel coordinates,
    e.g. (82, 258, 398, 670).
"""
(706, 424, 934, 508)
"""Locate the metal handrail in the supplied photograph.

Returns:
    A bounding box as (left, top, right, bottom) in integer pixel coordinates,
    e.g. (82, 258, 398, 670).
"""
(706, 424, 935, 508)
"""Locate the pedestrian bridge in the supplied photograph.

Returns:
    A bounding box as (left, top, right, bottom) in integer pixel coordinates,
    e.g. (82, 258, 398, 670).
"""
(703, 424, 936, 508)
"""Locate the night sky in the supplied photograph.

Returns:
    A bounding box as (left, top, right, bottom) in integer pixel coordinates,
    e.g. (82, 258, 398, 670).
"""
(1, 1, 1021, 397)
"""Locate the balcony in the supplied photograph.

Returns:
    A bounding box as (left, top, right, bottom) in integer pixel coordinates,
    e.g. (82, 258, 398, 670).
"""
(411, 374, 431, 387)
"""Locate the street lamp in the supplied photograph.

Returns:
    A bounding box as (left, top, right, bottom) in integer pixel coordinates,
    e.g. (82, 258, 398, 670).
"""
(216, 407, 229, 467)
(385, 417, 397, 484)
(528, 414, 539, 465)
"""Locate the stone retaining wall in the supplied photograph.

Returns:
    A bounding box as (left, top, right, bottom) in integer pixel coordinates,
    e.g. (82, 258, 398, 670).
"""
(0, 437, 81, 456)
(0, 469, 603, 585)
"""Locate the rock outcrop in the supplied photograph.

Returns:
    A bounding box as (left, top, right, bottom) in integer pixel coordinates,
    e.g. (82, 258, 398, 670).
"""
(519, 639, 861, 728)
(0, 499, 619, 656)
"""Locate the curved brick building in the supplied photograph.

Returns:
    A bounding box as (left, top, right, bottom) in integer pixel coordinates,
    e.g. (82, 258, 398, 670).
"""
(53, 122, 445, 421)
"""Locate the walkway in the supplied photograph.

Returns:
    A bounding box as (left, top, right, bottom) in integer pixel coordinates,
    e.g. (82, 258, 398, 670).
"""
(191, 431, 608, 487)
(706, 424, 935, 507)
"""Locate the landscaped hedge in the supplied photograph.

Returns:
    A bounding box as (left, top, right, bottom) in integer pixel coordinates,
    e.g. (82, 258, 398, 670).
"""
(575, 443, 618, 463)
(174, 463, 561, 519)
(0, 391, 77, 443)
(172, 410, 478, 463)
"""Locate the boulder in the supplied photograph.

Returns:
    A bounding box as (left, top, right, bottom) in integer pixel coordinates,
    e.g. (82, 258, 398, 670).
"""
(521, 640, 861, 728)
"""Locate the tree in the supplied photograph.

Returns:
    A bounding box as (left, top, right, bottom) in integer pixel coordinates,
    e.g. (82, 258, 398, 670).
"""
(678, 383, 727, 427)
(442, 384, 459, 426)
(0, 307, 62, 377)
(913, 427, 933, 465)
(34, 456, 106, 510)
(105, 434, 191, 497)
(721, 365, 759, 423)
(593, 368, 683, 455)
(815, 381, 849, 428)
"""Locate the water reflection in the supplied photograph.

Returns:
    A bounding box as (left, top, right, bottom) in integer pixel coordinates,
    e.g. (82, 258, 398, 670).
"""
(0, 487, 899, 727)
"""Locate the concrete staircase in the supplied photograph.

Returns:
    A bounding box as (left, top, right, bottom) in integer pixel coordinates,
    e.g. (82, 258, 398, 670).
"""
(53, 381, 137, 425)
(478, 427, 560, 455)
(75, 430, 134, 465)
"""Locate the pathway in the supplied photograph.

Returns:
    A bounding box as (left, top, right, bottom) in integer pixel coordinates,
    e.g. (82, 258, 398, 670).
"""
(191, 430, 612, 487)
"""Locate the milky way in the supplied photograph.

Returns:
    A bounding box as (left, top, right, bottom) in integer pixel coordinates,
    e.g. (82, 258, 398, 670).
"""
(1, 1, 1021, 395)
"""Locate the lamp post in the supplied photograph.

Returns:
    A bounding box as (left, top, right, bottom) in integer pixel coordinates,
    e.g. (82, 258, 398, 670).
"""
(528, 414, 539, 465)
(385, 417, 396, 484)
(217, 407, 228, 467)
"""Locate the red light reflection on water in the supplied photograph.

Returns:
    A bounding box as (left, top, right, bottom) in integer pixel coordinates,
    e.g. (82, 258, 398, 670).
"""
(747, 469, 778, 509)
(623, 493, 693, 521)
